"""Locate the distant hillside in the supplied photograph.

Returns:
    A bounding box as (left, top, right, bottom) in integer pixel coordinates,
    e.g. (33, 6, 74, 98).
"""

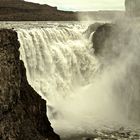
(0, 0, 124, 21)
(0, 0, 77, 21)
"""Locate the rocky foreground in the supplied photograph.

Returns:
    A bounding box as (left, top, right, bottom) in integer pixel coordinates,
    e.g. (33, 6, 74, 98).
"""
(63, 128, 140, 140)
(0, 29, 60, 140)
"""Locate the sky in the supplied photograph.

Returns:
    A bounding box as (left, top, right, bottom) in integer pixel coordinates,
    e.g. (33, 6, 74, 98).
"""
(25, 0, 125, 11)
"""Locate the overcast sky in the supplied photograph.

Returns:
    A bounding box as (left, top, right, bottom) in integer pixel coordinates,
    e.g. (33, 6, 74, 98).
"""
(25, 0, 125, 11)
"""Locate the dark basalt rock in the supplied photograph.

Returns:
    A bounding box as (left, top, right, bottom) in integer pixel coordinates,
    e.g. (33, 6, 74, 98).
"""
(92, 22, 138, 58)
(84, 22, 103, 38)
(0, 29, 60, 140)
(92, 22, 132, 56)
(92, 23, 116, 55)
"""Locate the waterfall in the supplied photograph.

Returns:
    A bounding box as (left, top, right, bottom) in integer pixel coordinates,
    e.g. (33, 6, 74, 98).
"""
(18, 26, 99, 100)
(17, 23, 140, 138)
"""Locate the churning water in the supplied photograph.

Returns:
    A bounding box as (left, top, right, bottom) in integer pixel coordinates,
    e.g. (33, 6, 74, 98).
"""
(1, 21, 140, 139)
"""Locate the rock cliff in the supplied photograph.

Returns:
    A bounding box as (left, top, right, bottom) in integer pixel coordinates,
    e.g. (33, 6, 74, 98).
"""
(0, 29, 60, 140)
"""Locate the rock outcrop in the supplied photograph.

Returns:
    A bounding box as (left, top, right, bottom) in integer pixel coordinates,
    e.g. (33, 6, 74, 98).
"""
(92, 22, 140, 122)
(92, 23, 132, 56)
(84, 22, 103, 38)
(92, 23, 117, 55)
(0, 29, 60, 140)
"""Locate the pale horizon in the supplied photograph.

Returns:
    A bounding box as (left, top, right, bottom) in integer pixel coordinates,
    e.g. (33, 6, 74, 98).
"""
(25, 0, 125, 11)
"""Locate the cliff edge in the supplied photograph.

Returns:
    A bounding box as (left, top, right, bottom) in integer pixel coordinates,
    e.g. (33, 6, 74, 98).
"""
(0, 29, 60, 140)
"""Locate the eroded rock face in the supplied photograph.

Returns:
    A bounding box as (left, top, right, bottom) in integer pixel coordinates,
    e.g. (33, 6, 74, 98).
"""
(0, 29, 60, 140)
(92, 23, 117, 55)
(84, 22, 103, 38)
(92, 23, 133, 58)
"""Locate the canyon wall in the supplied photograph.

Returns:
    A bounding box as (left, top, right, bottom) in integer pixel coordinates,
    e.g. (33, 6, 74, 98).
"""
(0, 29, 60, 140)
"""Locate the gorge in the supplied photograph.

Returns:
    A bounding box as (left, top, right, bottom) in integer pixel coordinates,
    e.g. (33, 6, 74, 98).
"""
(1, 0, 140, 139)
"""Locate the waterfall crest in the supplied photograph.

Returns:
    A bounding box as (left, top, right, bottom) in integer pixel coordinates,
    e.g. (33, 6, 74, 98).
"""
(18, 26, 99, 101)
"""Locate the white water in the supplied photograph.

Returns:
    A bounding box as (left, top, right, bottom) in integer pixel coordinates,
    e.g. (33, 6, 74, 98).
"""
(18, 25, 99, 99)
(16, 22, 140, 138)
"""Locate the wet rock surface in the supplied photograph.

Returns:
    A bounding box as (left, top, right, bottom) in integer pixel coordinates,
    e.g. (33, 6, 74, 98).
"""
(92, 23, 117, 55)
(63, 128, 140, 140)
(0, 29, 60, 140)
(84, 23, 103, 38)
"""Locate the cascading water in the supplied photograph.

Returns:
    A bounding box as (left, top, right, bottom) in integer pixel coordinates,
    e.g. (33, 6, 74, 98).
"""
(17, 22, 140, 138)
(18, 26, 99, 100)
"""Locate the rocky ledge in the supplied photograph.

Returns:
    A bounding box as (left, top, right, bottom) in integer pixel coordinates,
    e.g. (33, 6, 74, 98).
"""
(0, 29, 60, 140)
